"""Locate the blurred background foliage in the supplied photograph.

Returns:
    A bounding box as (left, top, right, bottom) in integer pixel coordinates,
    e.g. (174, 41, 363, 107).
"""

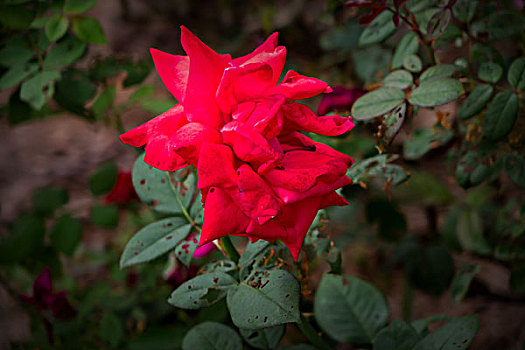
(0, 0, 524, 349)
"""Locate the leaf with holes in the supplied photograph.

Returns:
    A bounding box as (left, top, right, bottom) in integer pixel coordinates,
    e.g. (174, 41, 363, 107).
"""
(373, 319, 421, 350)
(314, 274, 389, 344)
(482, 91, 519, 141)
(409, 78, 464, 107)
(382, 103, 406, 143)
(359, 11, 397, 46)
(199, 260, 237, 275)
(120, 218, 190, 268)
(168, 271, 237, 309)
(182, 322, 242, 350)
(384, 70, 413, 89)
(508, 57, 525, 90)
(227, 269, 300, 329)
(174, 233, 200, 267)
(420, 64, 460, 82)
(352, 87, 405, 120)
(450, 263, 481, 303)
(403, 55, 422, 72)
(413, 316, 479, 350)
(240, 325, 285, 350)
(457, 84, 493, 120)
(478, 62, 502, 83)
(392, 32, 419, 69)
(504, 154, 525, 190)
(132, 153, 181, 214)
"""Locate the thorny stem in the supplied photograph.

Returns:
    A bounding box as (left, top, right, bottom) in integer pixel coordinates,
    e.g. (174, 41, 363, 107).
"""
(297, 313, 332, 350)
(385, 7, 437, 65)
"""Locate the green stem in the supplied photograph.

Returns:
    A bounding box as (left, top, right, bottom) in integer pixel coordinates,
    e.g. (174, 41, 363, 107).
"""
(167, 172, 201, 232)
(297, 313, 332, 350)
(220, 236, 240, 264)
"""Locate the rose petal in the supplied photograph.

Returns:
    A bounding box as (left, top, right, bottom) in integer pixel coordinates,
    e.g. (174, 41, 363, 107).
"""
(171, 122, 222, 166)
(180, 26, 231, 129)
(143, 135, 188, 171)
(272, 176, 352, 204)
(245, 95, 285, 139)
(200, 187, 250, 245)
(150, 48, 189, 103)
(265, 70, 331, 101)
(197, 143, 238, 190)
(236, 164, 282, 224)
(281, 102, 355, 136)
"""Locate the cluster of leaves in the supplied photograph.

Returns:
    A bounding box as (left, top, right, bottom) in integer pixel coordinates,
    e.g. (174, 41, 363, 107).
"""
(0, 0, 158, 126)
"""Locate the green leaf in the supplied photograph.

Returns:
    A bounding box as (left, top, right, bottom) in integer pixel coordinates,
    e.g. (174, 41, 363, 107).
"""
(403, 127, 453, 160)
(30, 16, 50, 28)
(314, 274, 388, 344)
(504, 154, 525, 190)
(168, 271, 237, 309)
(123, 59, 151, 87)
(455, 151, 491, 188)
(90, 205, 119, 228)
(413, 316, 478, 350)
(227, 269, 300, 329)
(487, 10, 525, 41)
(91, 86, 115, 118)
(240, 325, 285, 350)
(141, 99, 176, 114)
(182, 322, 242, 350)
(120, 218, 191, 268)
(130, 85, 155, 103)
(359, 11, 397, 46)
(174, 233, 200, 267)
(43, 37, 86, 69)
(20, 70, 61, 110)
(319, 21, 362, 53)
(90, 162, 118, 196)
(482, 91, 519, 141)
(54, 68, 97, 116)
(0, 4, 34, 30)
(50, 214, 83, 256)
(457, 209, 491, 255)
(65, 0, 98, 14)
(494, 242, 525, 261)
(33, 187, 68, 216)
(420, 64, 460, 82)
(392, 32, 419, 69)
(450, 263, 481, 303)
(426, 9, 451, 40)
(0, 36, 33, 67)
(239, 240, 272, 278)
(452, 0, 477, 22)
(382, 103, 407, 143)
(509, 264, 525, 294)
(507, 56, 525, 90)
(373, 319, 421, 350)
(477, 62, 502, 83)
(403, 55, 422, 72)
(347, 154, 409, 186)
(72, 16, 106, 44)
(383, 70, 413, 89)
(0, 213, 45, 263)
(457, 84, 493, 120)
(471, 44, 504, 67)
(45, 16, 69, 42)
(352, 87, 405, 120)
(406, 0, 435, 12)
(132, 153, 184, 214)
(200, 259, 237, 275)
(408, 78, 464, 107)
(352, 46, 392, 85)
(0, 63, 38, 89)
(99, 312, 124, 349)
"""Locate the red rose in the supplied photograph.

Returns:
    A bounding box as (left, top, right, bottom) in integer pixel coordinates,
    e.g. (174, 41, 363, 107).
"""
(120, 27, 354, 260)
(104, 171, 138, 205)
(317, 86, 365, 116)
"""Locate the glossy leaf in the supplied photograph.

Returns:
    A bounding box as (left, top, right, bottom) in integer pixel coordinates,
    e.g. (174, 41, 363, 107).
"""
(408, 78, 464, 107)
(392, 32, 419, 69)
(507, 57, 525, 90)
(359, 11, 397, 46)
(182, 322, 242, 350)
(50, 214, 83, 256)
(227, 269, 300, 329)
(450, 263, 481, 303)
(457, 84, 493, 120)
(352, 87, 405, 120)
(120, 218, 191, 268)
(314, 274, 388, 344)
(169, 271, 237, 309)
(72, 16, 107, 44)
(482, 91, 519, 141)
(384, 70, 413, 89)
(240, 325, 285, 349)
(403, 55, 422, 72)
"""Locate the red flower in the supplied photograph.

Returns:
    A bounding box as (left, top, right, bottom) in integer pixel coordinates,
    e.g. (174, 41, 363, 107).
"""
(121, 27, 354, 260)
(104, 171, 138, 205)
(317, 86, 365, 116)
